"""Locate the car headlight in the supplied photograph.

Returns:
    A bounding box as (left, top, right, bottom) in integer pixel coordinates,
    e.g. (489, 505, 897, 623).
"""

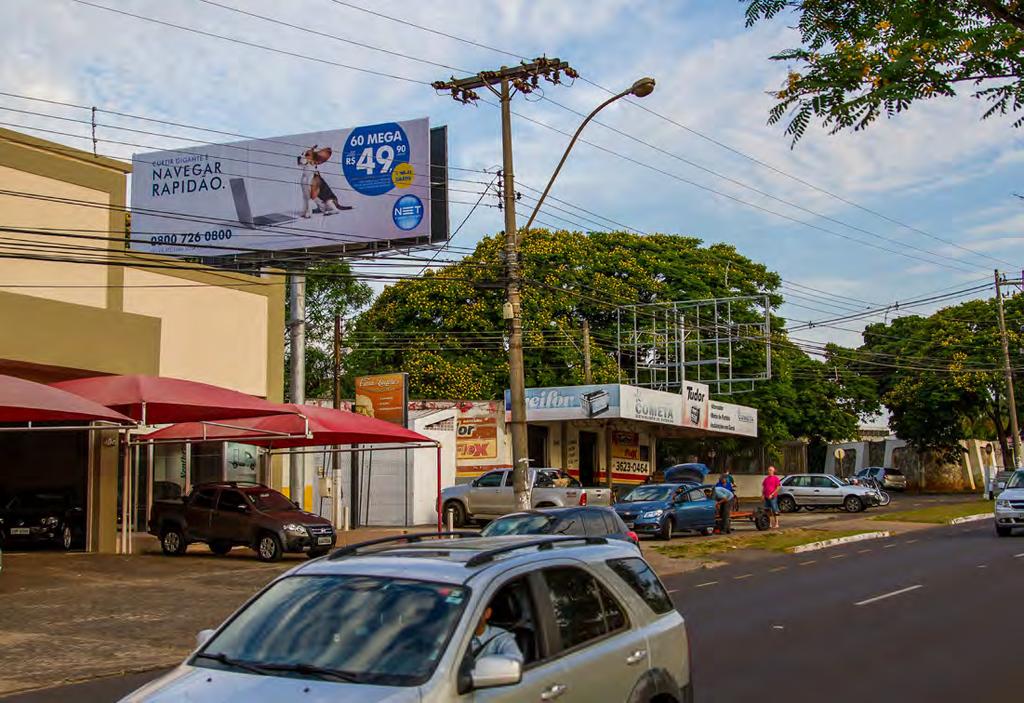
(41, 516, 60, 528)
(996, 500, 1013, 511)
(282, 523, 307, 534)
(641, 509, 664, 519)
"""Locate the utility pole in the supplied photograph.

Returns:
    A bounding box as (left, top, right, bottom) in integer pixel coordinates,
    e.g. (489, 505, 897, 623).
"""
(995, 270, 1022, 468)
(583, 319, 593, 384)
(434, 58, 577, 511)
(288, 274, 306, 507)
(333, 314, 343, 409)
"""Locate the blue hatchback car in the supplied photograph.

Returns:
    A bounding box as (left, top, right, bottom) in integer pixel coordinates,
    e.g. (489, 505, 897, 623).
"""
(613, 483, 717, 540)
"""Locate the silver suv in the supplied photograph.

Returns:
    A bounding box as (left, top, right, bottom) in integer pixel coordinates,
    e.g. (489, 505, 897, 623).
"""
(122, 534, 693, 703)
(777, 473, 881, 513)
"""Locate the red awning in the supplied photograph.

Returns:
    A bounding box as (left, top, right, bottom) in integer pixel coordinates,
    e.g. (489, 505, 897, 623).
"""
(51, 374, 287, 425)
(0, 374, 134, 424)
(143, 403, 431, 447)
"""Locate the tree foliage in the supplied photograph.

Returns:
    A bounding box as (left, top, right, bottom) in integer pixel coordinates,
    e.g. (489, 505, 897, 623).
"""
(742, 1, 1024, 144)
(346, 228, 875, 449)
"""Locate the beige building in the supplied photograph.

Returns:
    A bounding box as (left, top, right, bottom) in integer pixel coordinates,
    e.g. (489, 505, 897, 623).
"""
(0, 127, 284, 552)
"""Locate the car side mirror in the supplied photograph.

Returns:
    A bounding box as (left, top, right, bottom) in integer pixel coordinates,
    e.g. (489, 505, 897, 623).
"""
(238, 504, 250, 513)
(471, 655, 522, 690)
(196, 629, 216, 649)
(292, 501, 300, 509)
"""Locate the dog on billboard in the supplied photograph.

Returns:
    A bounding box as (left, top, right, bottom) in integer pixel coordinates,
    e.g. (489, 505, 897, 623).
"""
(297, 146, 345, 218)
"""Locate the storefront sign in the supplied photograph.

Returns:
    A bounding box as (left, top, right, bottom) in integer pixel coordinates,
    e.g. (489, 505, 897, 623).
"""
(621, 386, 683, 427)
(354, 373, 408, 425)
(682, 381, 710, 429)
(457, 417, 498, 460)
(507, 384, 621, 421)
(708, 400, 758, 437)
(611, 430, 650, 477)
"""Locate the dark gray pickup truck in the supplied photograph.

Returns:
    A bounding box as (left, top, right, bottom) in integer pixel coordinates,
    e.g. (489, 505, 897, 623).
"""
(148, 482, 335, 562)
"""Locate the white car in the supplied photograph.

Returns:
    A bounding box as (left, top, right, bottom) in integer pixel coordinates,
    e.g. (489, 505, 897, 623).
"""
(122, 534, 693, 702)
(995, 469, 1024, 537)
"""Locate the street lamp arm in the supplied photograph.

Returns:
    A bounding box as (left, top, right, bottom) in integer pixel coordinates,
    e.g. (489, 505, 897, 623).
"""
(523, 85, 638, 232)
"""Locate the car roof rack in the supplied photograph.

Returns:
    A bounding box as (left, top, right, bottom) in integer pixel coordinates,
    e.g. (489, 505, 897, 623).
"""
(327, 531, 479, 560)
(465, 536, 607, 568)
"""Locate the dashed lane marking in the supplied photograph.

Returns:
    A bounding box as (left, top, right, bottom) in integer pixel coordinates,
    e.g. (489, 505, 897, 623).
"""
(830, 554, 847, 559)
(668, 589, 680, 594)
(799, 560, 816, 566)
(733, 573, 753, 580)
(695, 581, 718, 588)
(769, 566, 788, 573)
(1014, 553, 1024, 558)
(905, 539, 919, 544)
(857, 549, 872, 554)
(854, 584, 923, 607)
(977, 565, 988, 569)
(882, 544, 896, 549)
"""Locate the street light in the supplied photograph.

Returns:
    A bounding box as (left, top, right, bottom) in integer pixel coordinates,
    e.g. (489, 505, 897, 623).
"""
(523, 77, 656, 230)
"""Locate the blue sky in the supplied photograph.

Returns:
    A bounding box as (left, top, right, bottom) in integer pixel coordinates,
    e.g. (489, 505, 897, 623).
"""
(3, 0, 1023, 350)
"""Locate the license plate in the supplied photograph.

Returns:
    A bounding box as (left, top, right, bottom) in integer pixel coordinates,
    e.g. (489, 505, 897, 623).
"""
(316, 536, 332, 546)
(10, 527, 30, 535)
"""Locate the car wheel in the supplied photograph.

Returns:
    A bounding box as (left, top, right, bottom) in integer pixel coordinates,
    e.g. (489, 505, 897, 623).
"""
(209, 540, 232, 556)
(844, 495, 864, 513)
(160, 527, 187, 556)
(660, 517, 674, 540)
(256, 533, 283, 562)
(443, 501, 467, 528)
(996, 525, 1012, 538)
(778, 495, 797, 513)
(62, 525, 74, 551)
(754, 511, 771, 531)
(701, 526, 714, 536)
(307, 548, 330, 559)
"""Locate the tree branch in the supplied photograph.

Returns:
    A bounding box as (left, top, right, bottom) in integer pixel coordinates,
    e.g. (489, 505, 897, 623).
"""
(974, 0, 1024, 31)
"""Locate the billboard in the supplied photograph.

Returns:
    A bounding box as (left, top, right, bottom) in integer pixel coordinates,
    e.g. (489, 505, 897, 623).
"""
(708, 401, 758, 437)
(507, 384, 622, 422)
(682, 381, 711, 429)
(354, 373, 408, 426)
(457, 417, 499, 461)
(130, 118, 445, 256)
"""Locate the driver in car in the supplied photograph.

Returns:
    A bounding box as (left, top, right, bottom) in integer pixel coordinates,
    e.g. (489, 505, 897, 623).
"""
(470, 606, 524, 664)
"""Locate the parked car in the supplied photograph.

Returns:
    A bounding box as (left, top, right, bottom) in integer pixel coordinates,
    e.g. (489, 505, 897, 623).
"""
(776, 473, 881, 513)
(441, 468, 611, 527)
(148, 482, 335, 562)
(854, 467, 907, 491)
(989, 470, 1016, 500)
(994, 469, 1024, 537)
(122, 534, 693, 703)
(0, 490, 85, 550)
(613, 483, 716, 540)
(480, 506, 639, 546)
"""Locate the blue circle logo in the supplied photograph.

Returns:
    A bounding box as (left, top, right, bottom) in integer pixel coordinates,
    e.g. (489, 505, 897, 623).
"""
(393, 194, 424, 231)
(342, 122, 410, 197)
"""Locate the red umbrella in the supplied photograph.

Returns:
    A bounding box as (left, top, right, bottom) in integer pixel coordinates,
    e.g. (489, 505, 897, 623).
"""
(144, 403, 430, 447)
(51, 374, 287, 425)
(0, 374, 134, 424)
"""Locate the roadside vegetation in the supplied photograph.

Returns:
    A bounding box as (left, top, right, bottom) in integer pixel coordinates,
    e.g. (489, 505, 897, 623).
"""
(653, 528, 877, 559)
(870, 500, 992, 524)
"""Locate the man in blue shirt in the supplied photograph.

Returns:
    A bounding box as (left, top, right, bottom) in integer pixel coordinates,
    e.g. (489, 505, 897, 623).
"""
(712, 484, 735, 534)
(470, 606, 524, 664)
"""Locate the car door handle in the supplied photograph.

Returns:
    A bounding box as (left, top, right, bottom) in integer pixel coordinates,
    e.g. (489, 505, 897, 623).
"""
(626, 649, 647, 665)
(541, 683, 568, 700)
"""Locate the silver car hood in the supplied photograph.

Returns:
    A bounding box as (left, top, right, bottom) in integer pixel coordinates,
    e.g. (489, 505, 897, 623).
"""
(441, 483, 471, 500)
(997, 488, 1024, 501)
(120, 665, 421, 703)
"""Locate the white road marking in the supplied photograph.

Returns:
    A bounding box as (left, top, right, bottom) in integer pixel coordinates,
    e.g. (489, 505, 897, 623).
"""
(883, 544, 897, 549)
(857, 548, 872, 554)
(798, 560, 816, 566)
(772, 625, 785, 630)
(695, 581, 718, 588)
(855, 585, 923, 607)
(830, 554, 847, 559)
(769, 566, 788, 573)
(1014, 553, 1024, 558)
(734, 573, 753, 580)
(905, 539, 919, 544)
(668, 589, 680, 594)
(977, 565, 988, 569)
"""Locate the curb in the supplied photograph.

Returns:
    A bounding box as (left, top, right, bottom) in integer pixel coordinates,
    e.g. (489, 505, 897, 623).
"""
(788, 531, 892, 554)
(948, 513, 990, 525)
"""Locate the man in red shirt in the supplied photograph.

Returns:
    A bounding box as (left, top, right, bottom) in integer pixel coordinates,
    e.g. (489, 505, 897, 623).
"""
(762, 465, 782, 529)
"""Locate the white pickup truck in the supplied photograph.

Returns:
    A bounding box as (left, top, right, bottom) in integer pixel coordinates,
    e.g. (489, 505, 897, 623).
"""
(440, 468, 612, 527)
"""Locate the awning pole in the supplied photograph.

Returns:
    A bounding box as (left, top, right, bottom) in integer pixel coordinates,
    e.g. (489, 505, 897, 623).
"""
(436, 443, 442, 534)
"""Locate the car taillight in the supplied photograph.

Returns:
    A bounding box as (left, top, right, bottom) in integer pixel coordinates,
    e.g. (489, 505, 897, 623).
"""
(579, 492, 588, 506)
(628, 531, 639, 545)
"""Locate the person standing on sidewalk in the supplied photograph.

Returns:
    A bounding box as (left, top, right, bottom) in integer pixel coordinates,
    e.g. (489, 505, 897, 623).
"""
(712, 484, 734, 534)
(762, 466, 782, 529)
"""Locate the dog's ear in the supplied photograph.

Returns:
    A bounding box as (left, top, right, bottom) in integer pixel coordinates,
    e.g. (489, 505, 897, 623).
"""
(315, 147, 333, 164)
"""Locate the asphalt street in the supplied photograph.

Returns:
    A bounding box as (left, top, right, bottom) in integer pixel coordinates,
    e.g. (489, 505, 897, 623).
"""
(661, 521, 1024, 703)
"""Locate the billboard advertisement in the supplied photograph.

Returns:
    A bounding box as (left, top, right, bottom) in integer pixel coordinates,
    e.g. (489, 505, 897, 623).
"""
(457, 417, 499, 461)
(130, 118, 438, 256)
(620, 386, 683, 427)
(354, 373, 408, 426)
(682, 381, 711, 429)
(506, 384, 622, 422)
(708, 401, 758, 437)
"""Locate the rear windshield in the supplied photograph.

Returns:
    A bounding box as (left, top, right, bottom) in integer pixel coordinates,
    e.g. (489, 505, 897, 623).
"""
(245, 490, 295, 511)
(481, 514, 554, 536)
(196, 575, 469, 687)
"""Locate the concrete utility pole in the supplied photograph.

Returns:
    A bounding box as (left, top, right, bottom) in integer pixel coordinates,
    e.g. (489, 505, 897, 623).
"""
(434, 58, 577, 510)
(333, 314, 343, 409)
(288, 274, 306, 507)
(995, 270, 1022, 467)
(583, 319, 593, 384)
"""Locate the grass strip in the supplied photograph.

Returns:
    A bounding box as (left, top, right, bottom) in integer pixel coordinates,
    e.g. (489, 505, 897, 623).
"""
(870, 500, 991, 524)
(653, 528, 876, 559)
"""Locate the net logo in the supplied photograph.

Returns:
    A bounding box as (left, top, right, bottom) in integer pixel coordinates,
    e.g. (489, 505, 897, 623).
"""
(393, 194, 424, 231)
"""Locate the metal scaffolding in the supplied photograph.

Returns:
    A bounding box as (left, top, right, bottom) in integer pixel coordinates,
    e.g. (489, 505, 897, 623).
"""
(615, 295, 771, 394)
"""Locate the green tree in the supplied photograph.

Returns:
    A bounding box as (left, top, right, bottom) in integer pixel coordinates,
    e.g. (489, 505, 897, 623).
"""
(284, 260, 373, 400)
(742, 1, 1024, 144)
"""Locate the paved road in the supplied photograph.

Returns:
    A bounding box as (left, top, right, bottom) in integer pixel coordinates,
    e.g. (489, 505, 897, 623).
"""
(661, 521, 1024, 703)
(0, 670, 169, 703)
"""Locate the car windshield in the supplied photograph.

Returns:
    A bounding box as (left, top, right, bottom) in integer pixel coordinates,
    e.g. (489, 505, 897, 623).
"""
(621, 486, 675, 502)
(481, 514, 554, 536)
(1007, 471, 1024, 490)
(245, 490, 295, 511)
(8, 493, 67, 510)
(197, 575, 468, 687)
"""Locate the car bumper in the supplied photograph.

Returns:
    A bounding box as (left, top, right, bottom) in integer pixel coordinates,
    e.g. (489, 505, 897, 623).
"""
(3, 526, 59, 543)
(995, 510, 1024, 526)
(283, 531, 336, 552)
(632, 519, 664, 534)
